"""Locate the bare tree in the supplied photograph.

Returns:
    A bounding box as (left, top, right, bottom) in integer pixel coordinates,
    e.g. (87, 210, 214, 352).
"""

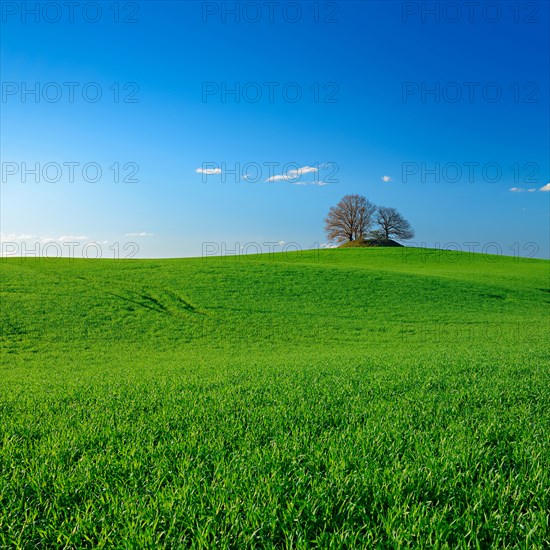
(375, 206, 414, 241)
(324, 194, 376, 243)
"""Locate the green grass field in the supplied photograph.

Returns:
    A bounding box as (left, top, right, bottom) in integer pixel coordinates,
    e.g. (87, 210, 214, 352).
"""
(1, 248, 549, 548)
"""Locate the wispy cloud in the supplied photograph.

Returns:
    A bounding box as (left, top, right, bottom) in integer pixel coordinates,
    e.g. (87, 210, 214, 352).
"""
(0, 233, 90, 243)
(195, 167, 221, 175)
(381, 175, 392, 182)
(125, 232, 154, 237)
(39, 235, 89, 243)
(0, 233, 38, 241)
(291, 166, 318, 176)
(540, 183, 550, 192)
(56, 235, 89, 241)
(510, 186, 542, 193)
(265, 166, 319, 182)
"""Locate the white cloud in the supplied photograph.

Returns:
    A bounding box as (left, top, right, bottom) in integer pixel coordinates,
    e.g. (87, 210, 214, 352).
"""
(277, 240, 286, 246)
(381, 175, 392, 182)
(0, 233, 89, 242)
(38, 235, 89, 243)
(266, 165, 319, 182)
(196, 167, 221, 175)
(0, 233, 38, 241)
(125, 232, 154, 237)
(267, 174, 291, 182)
(289, 166, 318, 176)
(57, 235, 88, 242)
(511, 185, 549, 193)
(320, 243, 338, 249)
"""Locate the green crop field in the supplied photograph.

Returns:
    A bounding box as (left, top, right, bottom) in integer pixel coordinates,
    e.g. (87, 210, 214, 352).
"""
(1, 248, 549, 548)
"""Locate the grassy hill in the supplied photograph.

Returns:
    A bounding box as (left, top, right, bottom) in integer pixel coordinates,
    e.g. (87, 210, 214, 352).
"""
(1, 248, 549, 547)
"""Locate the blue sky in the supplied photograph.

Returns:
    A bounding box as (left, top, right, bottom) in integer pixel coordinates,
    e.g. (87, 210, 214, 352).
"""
(1, 0, 549, 259)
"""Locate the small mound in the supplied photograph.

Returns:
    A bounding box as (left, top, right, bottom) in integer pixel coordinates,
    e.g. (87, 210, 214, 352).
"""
(340, 238, 404, 248)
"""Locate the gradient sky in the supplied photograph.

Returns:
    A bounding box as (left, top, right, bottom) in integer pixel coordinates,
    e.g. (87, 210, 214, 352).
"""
(1, 0, 549, 259)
